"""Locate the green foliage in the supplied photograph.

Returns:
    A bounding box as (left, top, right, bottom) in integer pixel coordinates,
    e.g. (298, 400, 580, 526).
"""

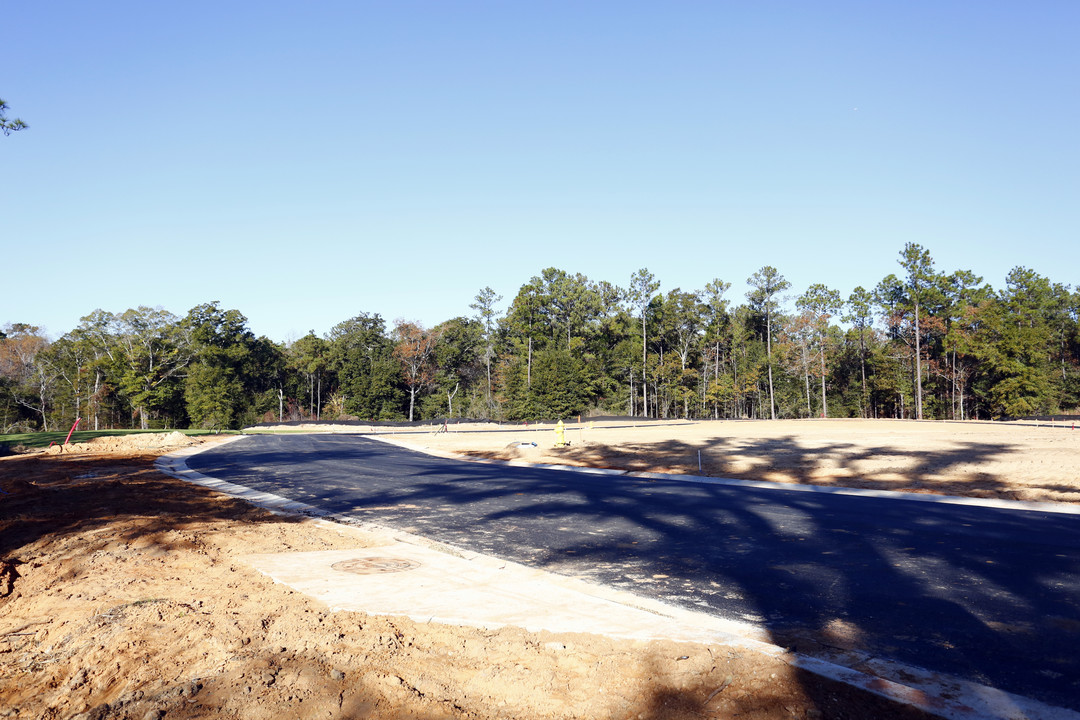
(470, 286, 503, 417)
(746, 266, 790, 420)
(327, 314, 403, 420)
(80, 307, 194, 429)
(0, 98, 27, 136)
(500, 348, 592, 421)
(430, 317, 483, 418)
(4, 249, 1079, 427)
(967, 295, 1054, 417)
(182, 302, 274, 430)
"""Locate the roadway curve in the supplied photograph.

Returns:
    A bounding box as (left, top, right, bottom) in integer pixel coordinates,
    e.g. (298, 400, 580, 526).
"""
(186, 433, 1080, 711)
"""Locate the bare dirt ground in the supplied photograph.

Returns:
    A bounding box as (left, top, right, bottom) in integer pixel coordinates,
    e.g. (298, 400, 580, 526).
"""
(377, 418, 1080, 505)
(7, 419, 1068, 719)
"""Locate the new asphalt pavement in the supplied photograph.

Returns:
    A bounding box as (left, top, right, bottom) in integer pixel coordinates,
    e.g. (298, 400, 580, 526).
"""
(184, 432, 1080, 712)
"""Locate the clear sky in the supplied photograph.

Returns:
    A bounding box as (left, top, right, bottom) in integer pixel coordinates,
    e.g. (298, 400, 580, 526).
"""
(3, 1, 1078, 342)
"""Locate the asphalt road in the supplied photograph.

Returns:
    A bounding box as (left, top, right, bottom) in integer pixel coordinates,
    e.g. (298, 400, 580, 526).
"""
(187, 433, 1080, 710)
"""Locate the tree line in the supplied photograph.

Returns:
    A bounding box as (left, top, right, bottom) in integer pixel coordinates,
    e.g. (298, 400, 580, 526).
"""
(2, 243, 1078, 432)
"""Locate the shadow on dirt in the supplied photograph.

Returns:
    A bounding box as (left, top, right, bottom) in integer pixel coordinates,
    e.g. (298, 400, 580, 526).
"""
(548, 433, 1031, 500)
(51, 632, 935, 720)
(0, 452, 292, 566)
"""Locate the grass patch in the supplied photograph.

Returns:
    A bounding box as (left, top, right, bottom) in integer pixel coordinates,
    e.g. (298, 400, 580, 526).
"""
(0, 428, 238, 452)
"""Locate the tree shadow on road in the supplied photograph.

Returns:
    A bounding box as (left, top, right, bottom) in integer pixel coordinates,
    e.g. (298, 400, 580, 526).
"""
(322, 436, 1080, 714)
(178, 433, 1080, 713)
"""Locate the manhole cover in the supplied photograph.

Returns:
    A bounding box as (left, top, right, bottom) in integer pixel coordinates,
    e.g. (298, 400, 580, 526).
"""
(331, 557, 421, 575)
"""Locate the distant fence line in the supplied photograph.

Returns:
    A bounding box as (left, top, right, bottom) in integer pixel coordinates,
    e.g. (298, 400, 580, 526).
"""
(247, 415, 628, 429)
(1007, 415, 1080, 422)
(246, 414, 1080, 430)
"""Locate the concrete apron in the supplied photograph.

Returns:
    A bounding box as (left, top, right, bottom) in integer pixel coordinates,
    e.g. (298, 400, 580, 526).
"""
(158, 439, 1079, 720)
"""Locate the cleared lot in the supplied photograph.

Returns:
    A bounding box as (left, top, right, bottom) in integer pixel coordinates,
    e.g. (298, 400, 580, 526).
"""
(5, 417, 1078, 719)
(375, 417, 1080, 505)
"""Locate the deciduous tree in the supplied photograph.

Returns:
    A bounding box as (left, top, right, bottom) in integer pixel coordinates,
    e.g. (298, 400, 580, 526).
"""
(428, 317, 483, 418)
(0, 324, 53, 430)
(393, 320, 440, 421)
(83, 307, 193, 429)
(288, 332, 330, 420)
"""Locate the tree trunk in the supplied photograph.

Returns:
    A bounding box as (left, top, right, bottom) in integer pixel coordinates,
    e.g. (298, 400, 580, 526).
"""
(714, 341, 721, 419)
(37, 384, 50, 431)
(963, 367, 972, 423)
(859, 329, 867, 418)
(94, 371, 102, 431)
(641, 315, 648, 418)
(701, 362, 707, 418)
(914, 301, 923, 420)
(655, 376, 661, 419)
(804, 353, 811, 416)
(766, 310, 776, 420)
(486, 352, 493, 411)
(820, 344, 827, 418)
(447, 382, 459, 417)
(732, 346, 739, 418)
(951, 351, 957, 420)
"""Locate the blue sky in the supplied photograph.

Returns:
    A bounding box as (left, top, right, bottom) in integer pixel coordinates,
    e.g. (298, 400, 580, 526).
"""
(3, 1, 1078, 342)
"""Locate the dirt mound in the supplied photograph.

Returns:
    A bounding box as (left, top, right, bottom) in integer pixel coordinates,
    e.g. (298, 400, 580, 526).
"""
(503, 440, 542, 459)
(46, 431, 197, 455)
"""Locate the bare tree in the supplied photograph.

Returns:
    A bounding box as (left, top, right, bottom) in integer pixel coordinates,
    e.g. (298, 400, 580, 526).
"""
(392, 320, 440, 421)
(0, 324, 53, 430)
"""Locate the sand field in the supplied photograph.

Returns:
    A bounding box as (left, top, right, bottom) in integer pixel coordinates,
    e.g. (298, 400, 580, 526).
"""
(372, 418, 1080, 505)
